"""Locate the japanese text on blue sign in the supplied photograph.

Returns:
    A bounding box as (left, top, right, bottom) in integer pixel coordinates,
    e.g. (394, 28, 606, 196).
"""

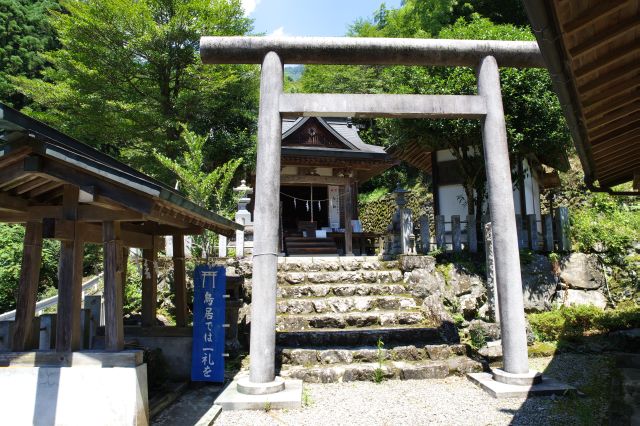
(191, 264, 225, 382)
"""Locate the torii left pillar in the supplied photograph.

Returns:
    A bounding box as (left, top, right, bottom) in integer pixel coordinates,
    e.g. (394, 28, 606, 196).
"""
(236, 51, 287, 395)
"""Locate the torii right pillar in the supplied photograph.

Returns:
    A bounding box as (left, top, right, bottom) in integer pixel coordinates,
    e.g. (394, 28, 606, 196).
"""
(477, 56, 534, 381)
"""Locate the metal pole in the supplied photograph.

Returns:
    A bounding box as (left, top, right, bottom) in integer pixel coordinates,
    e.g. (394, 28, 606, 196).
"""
(248, 51, 283, 385)
(477, 55, 529, 374)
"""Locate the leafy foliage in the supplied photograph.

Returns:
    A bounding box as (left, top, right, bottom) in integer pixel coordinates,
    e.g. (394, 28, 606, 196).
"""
(571, 191, 640, 259)
(13, 0, 258, 181)
(154, 127, 242, 258)
(0, 0, 60, 108)
(0, 224, 59, 313)
(528, 305, 640, 342)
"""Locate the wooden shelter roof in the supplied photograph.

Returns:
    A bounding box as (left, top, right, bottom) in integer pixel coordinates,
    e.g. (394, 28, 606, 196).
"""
(0, 103, 241, 241)
(524, 0, 640, 192)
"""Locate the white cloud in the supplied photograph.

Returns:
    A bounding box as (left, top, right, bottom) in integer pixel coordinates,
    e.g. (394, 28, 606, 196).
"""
(241, 0, 260, 15)
(269, 26, 288, 37)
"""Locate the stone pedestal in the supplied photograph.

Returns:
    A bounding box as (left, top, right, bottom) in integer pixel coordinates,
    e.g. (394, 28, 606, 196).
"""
(0, 350, 148, 425)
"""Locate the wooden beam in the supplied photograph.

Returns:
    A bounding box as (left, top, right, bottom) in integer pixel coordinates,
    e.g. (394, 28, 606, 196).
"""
(561, 0, 627, 35)
(589, 116, 640, 141)
(172, 235, 188, 327)
(11, 222, 43, 351)
(121, 222, 202, 236)
(279, 93, 487, 119)
(141, 238, 158, 327)
(592, 147, 639, 169)
(587, 102, 640, 130)
(13, 177, 50, 195)
(634, 170, 640, 190)
(0, 192, 27, 212)
(39, 158, 155, 214)
(597, 154, 640, 180)
(591, 119, 640, 145)
(574, 40, 640, 80)
(77, 205, 144, 221)
(569, 16, 638, 58)
(1, 174, 34, 192)
(584, 89, 639, 118)
(582, 75, 640, 109)
(281, 174, 351, 186)
(28, 181, 61, 198)
(0, 159, 30, 188)
(578, 63, 639, 95)
(103, 221, 124, 351)
(56, 185, 84, 352)
(344, 182, 353, 256)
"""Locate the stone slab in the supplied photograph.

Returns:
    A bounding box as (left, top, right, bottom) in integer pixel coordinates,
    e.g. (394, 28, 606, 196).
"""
(214, 377, 302, 410)
(195, 404, 222, 426)
(467, 372, 575, 398)
(0, 363, 148, 425)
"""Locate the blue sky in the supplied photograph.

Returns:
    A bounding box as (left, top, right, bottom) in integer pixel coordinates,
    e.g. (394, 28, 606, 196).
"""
(241, 0, 403, 37)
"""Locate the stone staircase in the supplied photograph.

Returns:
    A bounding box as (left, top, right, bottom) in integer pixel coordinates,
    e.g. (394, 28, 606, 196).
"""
(284, 236, 339, 256)
(274, 256, 484, 383)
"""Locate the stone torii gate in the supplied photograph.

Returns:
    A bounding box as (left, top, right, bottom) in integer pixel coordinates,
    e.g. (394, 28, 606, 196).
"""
(201, 36, 546, 403)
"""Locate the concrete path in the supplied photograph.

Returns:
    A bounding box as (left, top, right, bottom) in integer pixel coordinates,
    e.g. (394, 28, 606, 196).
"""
(152, 384, 223, 426)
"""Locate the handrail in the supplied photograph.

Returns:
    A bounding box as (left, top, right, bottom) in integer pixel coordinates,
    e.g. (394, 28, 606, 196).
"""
(0, 273, 104, 321)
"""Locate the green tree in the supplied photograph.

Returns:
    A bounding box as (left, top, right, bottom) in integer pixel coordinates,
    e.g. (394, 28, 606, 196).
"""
(0, 224, 60, 313)
(0, 0, 60, 108)
(13, 0, 258, 181)
(300, 12, 570, 219)
(154, 126, 242, 258)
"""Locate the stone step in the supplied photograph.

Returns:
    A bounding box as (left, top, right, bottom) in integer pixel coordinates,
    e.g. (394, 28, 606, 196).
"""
(277, 283, 407, 299)
(276, 326, 448, 347)
(278, 343, 468, 366)
(278, 256, 401, 273)
(279, 270, 404, 285)
(276, 295, 418, 314)
(279, 356, 483, 383)
(276, 310, 427, 331)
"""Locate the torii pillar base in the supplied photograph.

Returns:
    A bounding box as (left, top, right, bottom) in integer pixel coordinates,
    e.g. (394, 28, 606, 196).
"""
(467, 368, 575, 399)
(214, 375, 302, 410)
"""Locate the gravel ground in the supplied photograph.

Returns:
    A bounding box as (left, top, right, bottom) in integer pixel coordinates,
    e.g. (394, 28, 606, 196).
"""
(215, 354, 614, 426)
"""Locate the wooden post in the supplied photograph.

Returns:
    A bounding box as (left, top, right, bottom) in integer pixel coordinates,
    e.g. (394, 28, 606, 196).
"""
(56, 185, 84, 352)
(451, 215, 462, 252)
(467, 215, 478, 253)
(141, 237, 158, 327)
(103, 221, 124, 351)
(435, 215, 445, 250)
(173, 235, 188, 327)
(344, 183, 353, 256)
(122, 247, 129, 308)
(12, 221, 43, 351)
(527, 214, 538, 251)
(542, 214, 554, 252)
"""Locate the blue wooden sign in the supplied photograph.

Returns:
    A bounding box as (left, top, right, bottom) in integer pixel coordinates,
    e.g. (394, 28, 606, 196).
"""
(191, 264, 226, 382)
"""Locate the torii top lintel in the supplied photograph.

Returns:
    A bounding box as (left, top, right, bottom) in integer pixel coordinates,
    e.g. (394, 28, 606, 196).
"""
(200, 36, 544, 68)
